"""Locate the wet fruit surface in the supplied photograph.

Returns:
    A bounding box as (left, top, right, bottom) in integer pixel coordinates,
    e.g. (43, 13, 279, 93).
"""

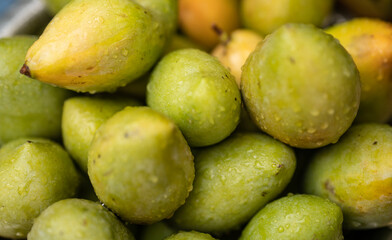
(304, 124, 392, 229)
(241, 24, 361, 148)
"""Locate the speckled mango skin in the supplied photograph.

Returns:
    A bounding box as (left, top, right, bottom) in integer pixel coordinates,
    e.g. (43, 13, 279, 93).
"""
(172, 132, 296, 233)
(241, 24, 361, 148)
(43, 0, 71, 14)
(304, 124, 392, 229)
(241, 0, 333, 36)
(165, 231, 216, 240)
(240, 194, 344, 240)
(0, 138, 80, 239)
(326, 18, 392, 123)
(0, 36, 72, 146)
(147, 49, 241, 147)
(27, 199, 134, 240)
(88, 107, 194, 224)
(62, 96, 140, 172)
(24, 0, 176, 93)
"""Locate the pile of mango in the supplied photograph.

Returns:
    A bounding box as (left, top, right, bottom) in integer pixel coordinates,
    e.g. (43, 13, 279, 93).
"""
(1, 0, 391, 239)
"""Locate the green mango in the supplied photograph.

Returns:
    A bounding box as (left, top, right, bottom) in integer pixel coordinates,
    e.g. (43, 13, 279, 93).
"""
(0, 138, 80, 239)
(240, 194, 344, 240)
(326, 18, 392, 123)
(22, 0, 176, 93)
(241, 24, 361, 148)
(172, 132, 296, 233)
(88, 107, 194, 224)
(304, 123, 392, 229)
(28, 199, 134, 240)
(241, 0, 333, 36)
(62, 96, 140, 172)
(147, 49, 241, 147)
(0, 36, 72, 146)
(165, 231, 217, 240)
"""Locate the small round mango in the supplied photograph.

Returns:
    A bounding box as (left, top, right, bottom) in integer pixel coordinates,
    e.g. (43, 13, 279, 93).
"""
(0, 138, 80, 239)
(179, 0, 240, 49)
(241, 0, 334, 36)
(212, 29, 263, 87)
(326, 18, 392, 123)
(27, 199, 134, 240)
(0, 36, 72, 146)
(240, 194, 344, 240)
(22, 0, 176, 93)
(88, 107, 194, 224)
(241, 24, 361, 148)
(165, 231, 217, 240)
(62, 96, 140, 172)
(147, 49, 241, 147)
(304, 124, 392, 229)
(172, 132, 296, 233)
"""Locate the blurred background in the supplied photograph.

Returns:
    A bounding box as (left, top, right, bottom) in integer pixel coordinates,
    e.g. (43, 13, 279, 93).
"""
(0, 0, 50, 38)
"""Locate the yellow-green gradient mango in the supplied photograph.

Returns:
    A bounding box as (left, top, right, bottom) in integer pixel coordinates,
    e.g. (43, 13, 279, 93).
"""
(147, 49, 241, 147)
(240, 194, 343, 240)
(23, 0, 176, 93)
(172, 132, 296, 233)
(241, 0, 333, 36)
(62, 96, 140, 172)
(241, 24, 361, 148)
(0, 138, 80, 239)
(28, 199, 134, 240)
(304, 124, 392, 229)
(326, 18, 392, 123)
(88, 107, 194, 224)
(0, 36, 72, 146)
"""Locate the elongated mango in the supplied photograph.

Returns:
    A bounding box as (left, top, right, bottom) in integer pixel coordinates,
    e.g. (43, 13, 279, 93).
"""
(21, 0, 176, 93)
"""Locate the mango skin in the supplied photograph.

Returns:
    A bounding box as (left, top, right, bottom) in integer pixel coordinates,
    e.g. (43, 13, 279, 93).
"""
(165, 231, 216, 240)
(179, 0, 240, 49)
(241, 24, 361, 148)
(240, 194, 343, 240)
(147, 49, 241, 147)
(24, 0, 176, 93)
(241, 0, 333, 36)
(0, 138, 80, 239)
(326, 18, 392, 123)
(212, 29, 263, 87)
(62, 96, 140, 172)
(304, 124, 392, 229)
(27, 199, 134, 240)
(339, 0, 392, 20)
(88, 107, 194, 224)
(43, 0, 71, 14)
(0, 36, 72, 146)
(172, 132, 296, 233)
